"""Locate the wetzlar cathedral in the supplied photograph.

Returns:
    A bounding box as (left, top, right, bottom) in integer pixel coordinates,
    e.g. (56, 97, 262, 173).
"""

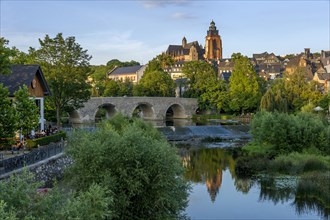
(165, 20, 223, 62)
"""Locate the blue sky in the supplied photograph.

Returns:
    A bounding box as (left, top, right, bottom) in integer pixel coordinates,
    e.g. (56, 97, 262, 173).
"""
(1, 0, 329, 65)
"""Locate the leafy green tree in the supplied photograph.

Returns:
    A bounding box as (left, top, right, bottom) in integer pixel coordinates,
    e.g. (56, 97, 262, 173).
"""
(137, 70, 175, 97)
(228, 53, 262, 113)
(103, 79, 120, 96)
(144, 53, 174, 73)
(200, 79, 229, 112)
(284, 68, 322, 111)
(0, 84, 18, 148)
(0, 37, 16, 75)
(260, 78, 289, 112)
(33, 33, 92, 126)
(14, 85, 39, 136)
(66, 114, 189, 219)
(182, 61, 217, 98)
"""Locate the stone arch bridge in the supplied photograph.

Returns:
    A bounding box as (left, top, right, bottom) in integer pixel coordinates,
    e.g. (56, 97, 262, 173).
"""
(70, 97, 198, 123)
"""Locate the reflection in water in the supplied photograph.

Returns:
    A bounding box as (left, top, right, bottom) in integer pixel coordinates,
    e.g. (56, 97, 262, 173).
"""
(181, 147, 329, 219)
(180, 147, 235, 202)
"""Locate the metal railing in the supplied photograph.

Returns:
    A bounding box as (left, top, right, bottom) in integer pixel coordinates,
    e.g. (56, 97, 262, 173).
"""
(0, 140, 65, 175)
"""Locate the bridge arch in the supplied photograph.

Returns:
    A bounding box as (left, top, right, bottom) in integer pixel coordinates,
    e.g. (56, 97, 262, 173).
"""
(94, 103, 117, 121)
(132, 102, 154, 119)
(69, 110, 81, 124)
(165, 103, 186, 119)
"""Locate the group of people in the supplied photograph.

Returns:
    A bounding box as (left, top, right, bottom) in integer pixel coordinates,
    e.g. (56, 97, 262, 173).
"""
(27, 125, 58, 139)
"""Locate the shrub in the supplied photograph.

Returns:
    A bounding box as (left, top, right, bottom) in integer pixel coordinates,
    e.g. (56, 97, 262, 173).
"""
(251, 111, 329, 155)
(65, 114, 189, 219)
(270, 153, 330, 174)
(27, 131, 66, 148)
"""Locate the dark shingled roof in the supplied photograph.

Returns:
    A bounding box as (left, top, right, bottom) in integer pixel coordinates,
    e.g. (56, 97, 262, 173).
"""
(0, 64, 51, 96)
(108, 65, 143, 76)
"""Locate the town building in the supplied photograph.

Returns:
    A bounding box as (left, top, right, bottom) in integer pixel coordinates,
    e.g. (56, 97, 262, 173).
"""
(0, 65, 51, 130)
(108, 65, 146, 83)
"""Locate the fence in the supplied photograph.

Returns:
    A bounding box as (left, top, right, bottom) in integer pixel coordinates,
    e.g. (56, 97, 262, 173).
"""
(0, 140, 65, 176)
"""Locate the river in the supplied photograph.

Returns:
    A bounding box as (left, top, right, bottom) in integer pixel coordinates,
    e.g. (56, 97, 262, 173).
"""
(65, 119, 329, 219)
(180, 146, 328, 219)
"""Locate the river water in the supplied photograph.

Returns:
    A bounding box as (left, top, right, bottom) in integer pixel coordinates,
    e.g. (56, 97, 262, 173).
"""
(66, 119, 328, 219)
(180, 147, 328, 219)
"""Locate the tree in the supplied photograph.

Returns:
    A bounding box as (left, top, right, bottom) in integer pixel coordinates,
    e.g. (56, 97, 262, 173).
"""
(284, 68, 322, 112)
(33, 33, 92, 126)
(260, 78, 289, 112)
(182, 61, 218, 97)
(144, 53, 174, 73)
(66, 114, 189, 219)
(14, 85, 39, 136)
(137, 70, 175, 96)
(0, 37, 16, 75)
(200, 79, 229, 112)
(228, 53, 262, 113)
(0, 84, 18, 148)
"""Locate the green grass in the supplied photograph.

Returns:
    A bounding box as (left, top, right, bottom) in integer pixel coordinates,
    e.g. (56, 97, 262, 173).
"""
(242, 141, 274, 156)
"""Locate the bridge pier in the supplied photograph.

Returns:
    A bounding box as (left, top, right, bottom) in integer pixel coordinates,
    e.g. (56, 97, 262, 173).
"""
(71, 97, 198, 124)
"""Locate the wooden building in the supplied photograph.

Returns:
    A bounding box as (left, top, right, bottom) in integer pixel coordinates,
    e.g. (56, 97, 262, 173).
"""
(0, 65, 51, 130)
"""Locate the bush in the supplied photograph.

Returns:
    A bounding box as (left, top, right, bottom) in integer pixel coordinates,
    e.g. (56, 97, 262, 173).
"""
(0, 170, 112, 220)
(251, 111, 330, 155)
(65, 114, 189, 219)
(27, 131, 66, 148)
(270, 153, 330, 174)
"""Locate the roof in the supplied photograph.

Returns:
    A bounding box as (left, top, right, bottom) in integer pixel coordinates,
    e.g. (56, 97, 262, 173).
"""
(316, 72, 330, 80)
(108, 65, 143, 76)
(0, 64, 51, 96)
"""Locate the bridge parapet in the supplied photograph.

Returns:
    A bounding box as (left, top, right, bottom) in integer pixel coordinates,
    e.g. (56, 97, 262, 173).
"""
(71, 97, 198, 123)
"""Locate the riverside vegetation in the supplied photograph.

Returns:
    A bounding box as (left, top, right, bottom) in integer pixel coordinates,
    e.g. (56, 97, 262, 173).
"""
(0, 115, 189, 220)
(235, 111, 330, 215)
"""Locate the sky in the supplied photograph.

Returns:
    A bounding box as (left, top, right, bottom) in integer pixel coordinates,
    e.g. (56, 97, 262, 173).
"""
(1, 0, 329, 65)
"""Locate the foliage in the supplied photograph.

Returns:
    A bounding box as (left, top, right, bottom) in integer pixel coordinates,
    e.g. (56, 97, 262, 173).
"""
(66, 114, 189, 219)
(106, 59, 140, 70)
(284, 68, 322, 112)
(182, 61, 217, 98)
(103, 79, 134, 97)
(200, 78, 229, 111)
(14, 85, 39, 136)
(136, 70, 175, 97)
(250, 111, 330, 155)
(33, 33, 92, 126)
(0, 37, 15, 75)
(260, 78, 289, 112)
(26, 131, 66, 148)
(0, 169, 112, 220)
(0, 84, 18, 148)
(228, 53, 262, 113)
(144, 53, 174, 73)
(270, 152, 330, 174)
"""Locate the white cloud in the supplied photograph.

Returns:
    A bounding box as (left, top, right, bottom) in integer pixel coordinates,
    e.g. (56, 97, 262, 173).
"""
(172, 12, 196, 19)
(76, 30, 167, 65)
(141, 0, 189, 8)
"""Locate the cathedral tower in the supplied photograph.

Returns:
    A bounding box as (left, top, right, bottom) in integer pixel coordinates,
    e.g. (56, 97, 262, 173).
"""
(204, 20, 222, 60)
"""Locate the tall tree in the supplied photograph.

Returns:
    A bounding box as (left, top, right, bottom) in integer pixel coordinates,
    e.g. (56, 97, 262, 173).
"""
(0, 84, 18, 148)
(0, 37, 16, 75)
(182, 60, 218, 98)
(14, 85, 39, 136)
(34, 33, 92, 126)
(136, 70, 175, 97)
(228, 53, 262, 113)
(260, 78, 289, 112)
(284, 68, 322, 111)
